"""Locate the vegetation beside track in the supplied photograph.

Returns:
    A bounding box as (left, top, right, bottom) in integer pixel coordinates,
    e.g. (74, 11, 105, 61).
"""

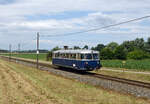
(101, 59, 150, 71)
(95, 68, 150, 83)
(0, 59, 150, 104)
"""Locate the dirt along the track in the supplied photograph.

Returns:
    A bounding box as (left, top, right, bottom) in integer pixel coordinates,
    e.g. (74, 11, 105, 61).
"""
(0, 60, 60, 104)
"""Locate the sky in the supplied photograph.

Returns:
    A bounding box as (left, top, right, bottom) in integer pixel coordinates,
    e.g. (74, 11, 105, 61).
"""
(0, 0, 150, 50)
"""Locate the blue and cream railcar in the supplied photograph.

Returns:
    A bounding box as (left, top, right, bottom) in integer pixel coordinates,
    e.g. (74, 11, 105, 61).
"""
(52, 50, 102, 71)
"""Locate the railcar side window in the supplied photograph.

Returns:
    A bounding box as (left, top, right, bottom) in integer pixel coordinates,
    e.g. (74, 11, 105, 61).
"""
(59, 54, 62, 58)
(93, 54, 99, 59)
(81, 54, 84, 59)
(66, 53, 69, 58)
(85, 54, 92, 59)
(71, 54, 76, 59)
(77, 53, 80, 59)
(55, 53, 59, 58)
(55, 53, 57, 58)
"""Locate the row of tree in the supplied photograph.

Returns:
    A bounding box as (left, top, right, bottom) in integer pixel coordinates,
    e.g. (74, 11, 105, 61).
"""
(48, 37, 150, 60)
(91, 37, 150, 60)
(0, 49, 49, 53)
(0, 49, 8, 53)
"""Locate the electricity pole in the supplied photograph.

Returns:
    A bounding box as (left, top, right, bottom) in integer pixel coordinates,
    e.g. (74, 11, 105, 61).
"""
(18, 43, 20, 54)
(9, 44, 11, 62)
(37, 32, 39, 69)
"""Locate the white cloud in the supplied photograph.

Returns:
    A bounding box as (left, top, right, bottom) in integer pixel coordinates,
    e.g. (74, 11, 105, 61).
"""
(0, 0, 150, 49)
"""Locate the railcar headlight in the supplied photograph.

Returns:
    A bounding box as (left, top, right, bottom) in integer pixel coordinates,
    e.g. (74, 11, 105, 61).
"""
(73, 64, 76, 67)
(85, 62, 88, 64)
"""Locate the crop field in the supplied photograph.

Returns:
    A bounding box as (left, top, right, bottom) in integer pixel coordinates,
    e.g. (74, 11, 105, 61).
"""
(0, 59, 150, 104)
(101, 59, 150, 71)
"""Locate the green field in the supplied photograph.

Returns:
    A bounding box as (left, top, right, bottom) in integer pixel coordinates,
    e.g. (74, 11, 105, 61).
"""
(0, 53, 48, 61)
(101, 59, 150, 71)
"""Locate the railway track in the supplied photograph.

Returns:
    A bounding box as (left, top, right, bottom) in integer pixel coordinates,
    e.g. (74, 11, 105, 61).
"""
(1, 55, 150, 89)
(1, 55, 150, 99)
(90, 73, 150, 89)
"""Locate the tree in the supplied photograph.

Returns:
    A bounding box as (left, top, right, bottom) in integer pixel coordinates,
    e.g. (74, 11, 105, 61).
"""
(73, 46, 81, 49)
(0, 49, 8, 53)
(144, 37, 150, 52)
(107, 42, 118, 51)
(121, 41, 135, 52)
(100, 48, 114, 60)
(83, 45, 88, 49)
(51, 46, 60, 51)
(92, 44, 105, 51)
(127, 50, 150, 60)
(114, 46, 127, 60)
(134, 38, 145, 50)
(148, 37, 150, 45)
(121, 38, 145, 52)
(46, 46, 60, 61)
(46, 51, 52, 61)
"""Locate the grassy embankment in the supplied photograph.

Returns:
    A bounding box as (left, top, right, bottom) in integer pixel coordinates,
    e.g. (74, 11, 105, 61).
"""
(0, 59, 149, 104)
(95, 69, 150, 83)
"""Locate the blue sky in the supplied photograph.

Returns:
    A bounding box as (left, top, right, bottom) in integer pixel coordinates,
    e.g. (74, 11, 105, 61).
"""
(0, 0, 150, 50)
(0, 0, 15, 4)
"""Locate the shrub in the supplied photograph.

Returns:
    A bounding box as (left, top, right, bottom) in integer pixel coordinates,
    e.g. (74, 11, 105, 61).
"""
(46, 51, 52, 61)
(114, 46, 127, 60)
(127, 50, 149, 60)
(100, 48, 114, 60)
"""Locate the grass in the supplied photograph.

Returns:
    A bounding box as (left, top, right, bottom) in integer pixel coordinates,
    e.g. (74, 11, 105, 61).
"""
(101, 59, 150, 71)
(0, 59, 150, 104)
(94, 69, 150, 83)
(0, 53, 47, 61)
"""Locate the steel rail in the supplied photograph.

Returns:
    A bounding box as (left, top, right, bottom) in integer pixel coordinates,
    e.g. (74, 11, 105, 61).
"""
(89, 73, 150, 89)
(1, 56, 150, 89)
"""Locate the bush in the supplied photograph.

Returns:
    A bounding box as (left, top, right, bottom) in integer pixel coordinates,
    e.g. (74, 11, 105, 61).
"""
(127, 50, 149, 60)
(46, 51, 52, 61)
(114, 46, 127, 60)
(100, 48, 114, 60)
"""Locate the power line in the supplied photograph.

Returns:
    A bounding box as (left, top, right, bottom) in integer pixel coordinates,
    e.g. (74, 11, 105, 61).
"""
(41, 15, 150, 37)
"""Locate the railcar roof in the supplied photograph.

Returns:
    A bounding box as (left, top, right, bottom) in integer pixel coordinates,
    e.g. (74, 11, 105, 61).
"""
(53, 49, 99, 54)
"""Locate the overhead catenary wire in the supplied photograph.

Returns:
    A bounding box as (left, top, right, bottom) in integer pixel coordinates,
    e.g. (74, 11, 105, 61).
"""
(40, 15, 150, 37)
